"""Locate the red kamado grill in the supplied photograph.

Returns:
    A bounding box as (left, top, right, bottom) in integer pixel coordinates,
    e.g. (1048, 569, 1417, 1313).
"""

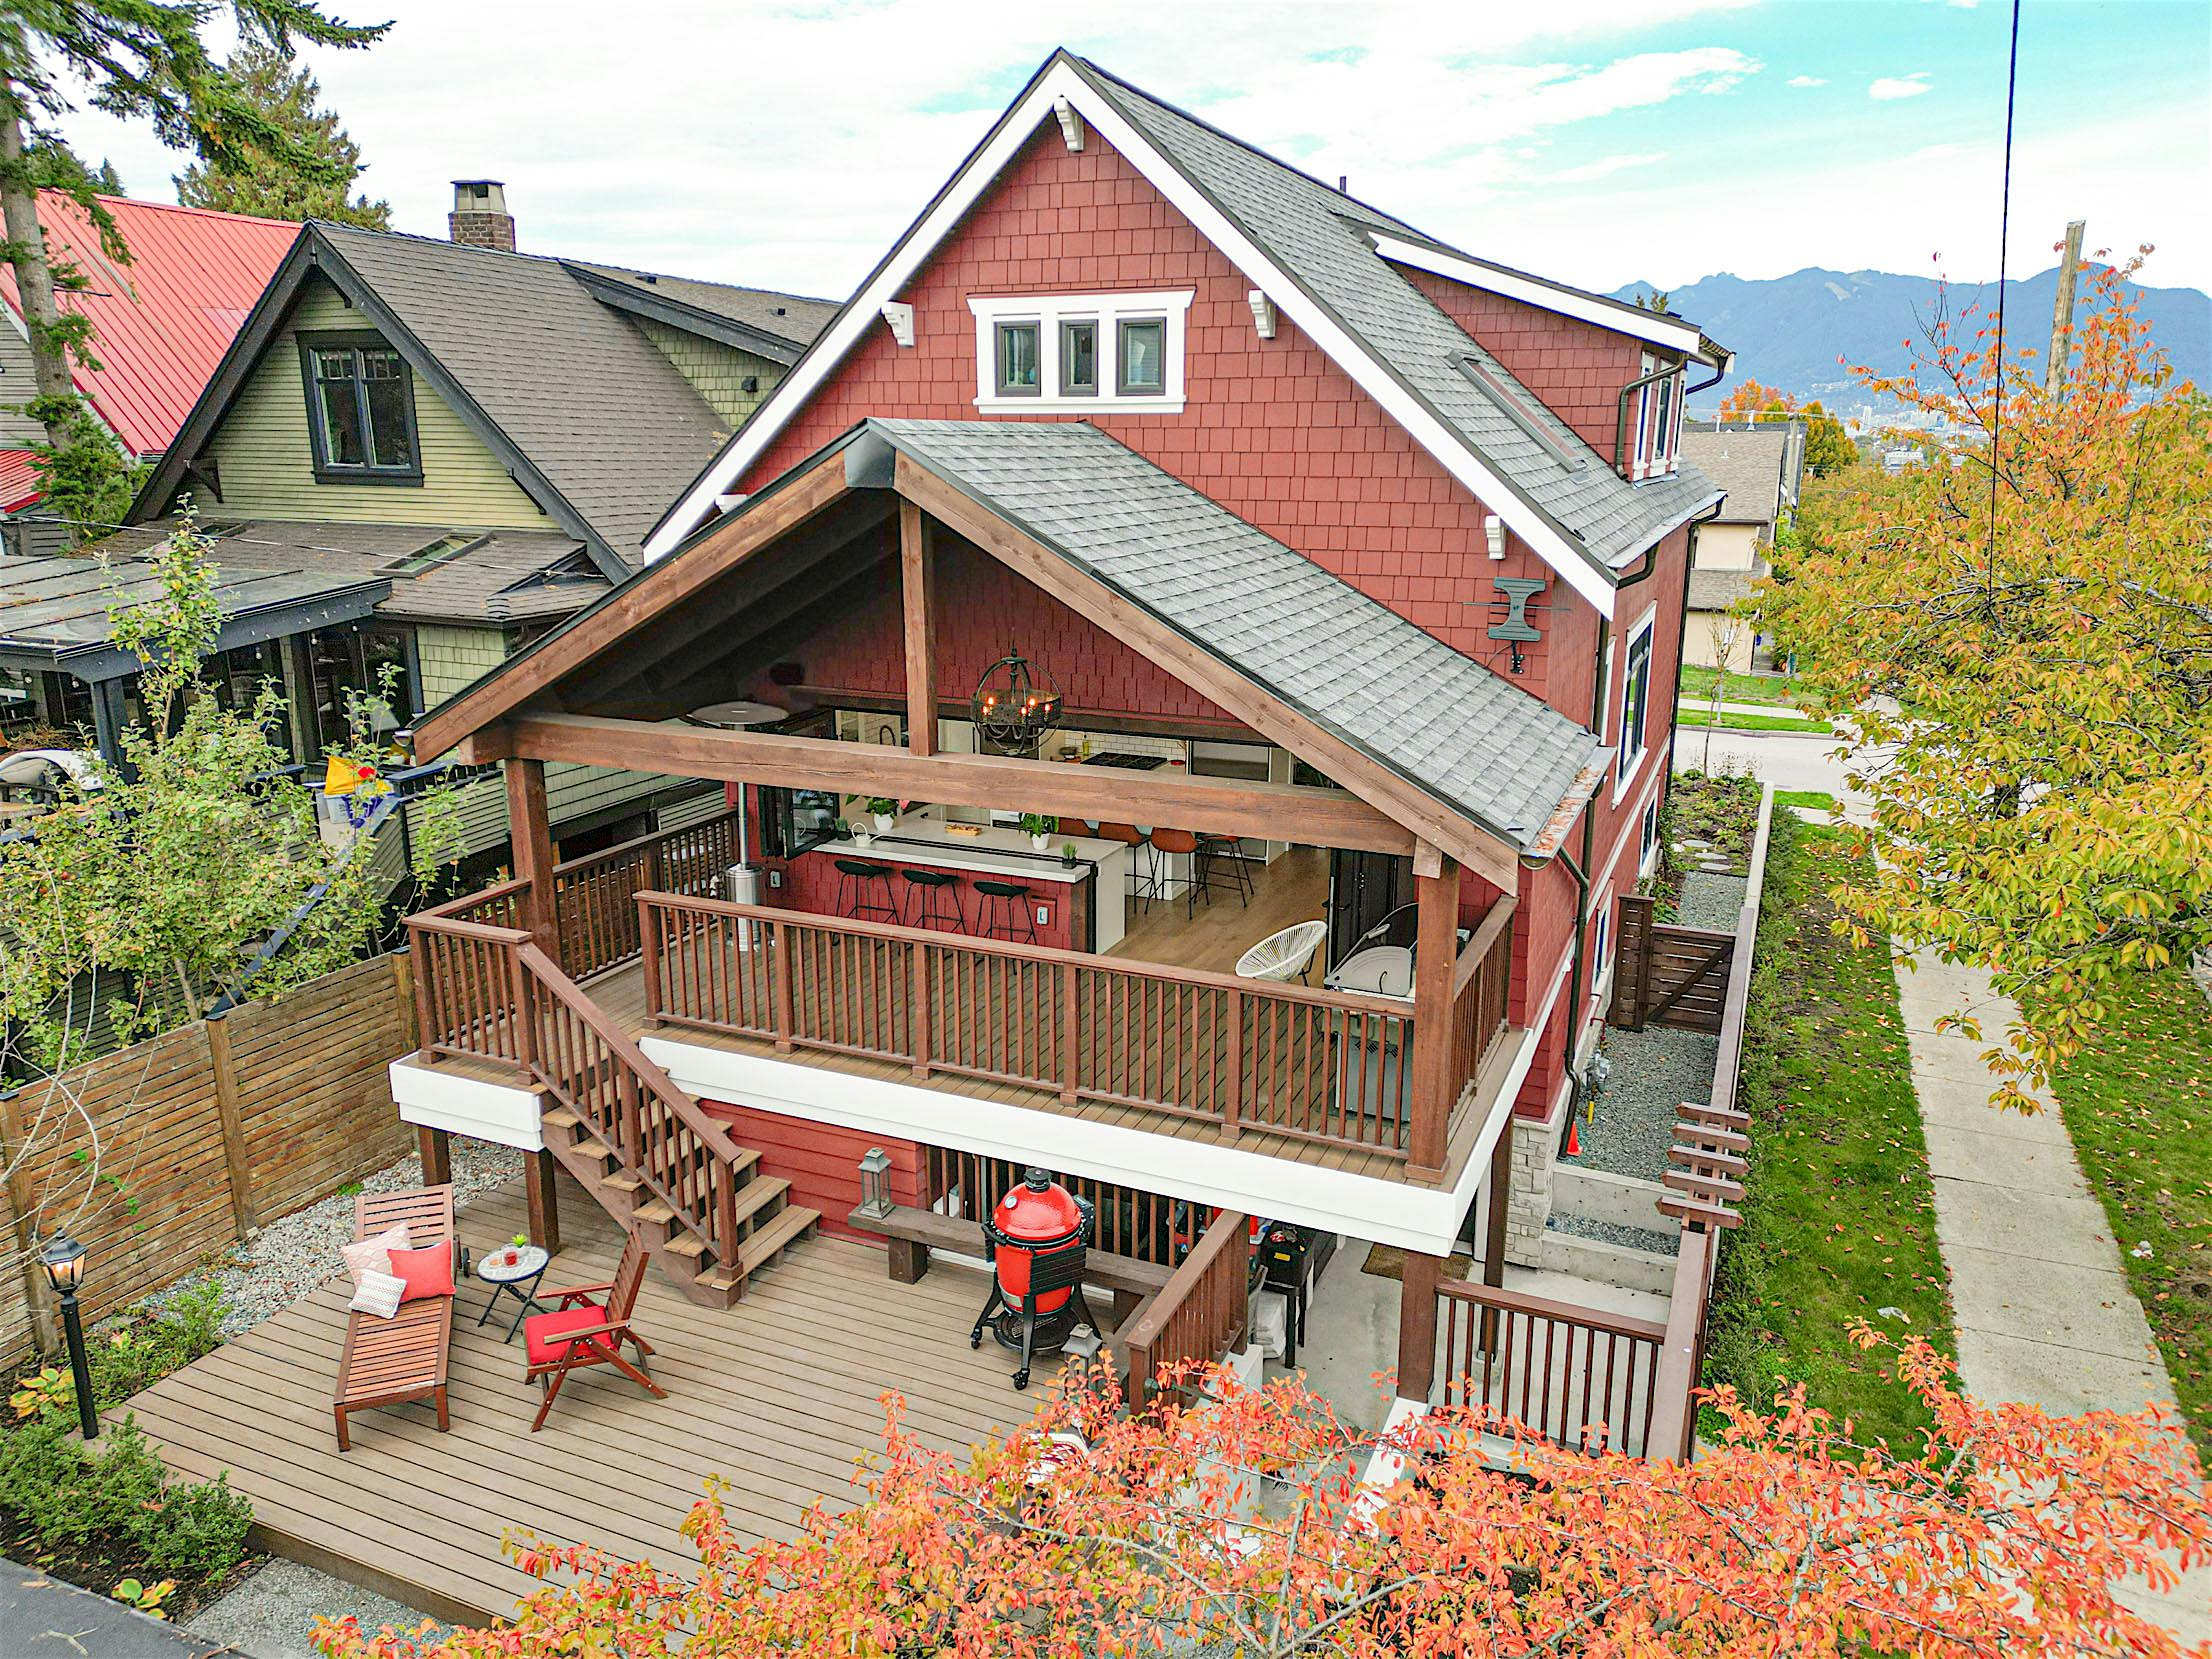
(969, 1169, 1099, 1390)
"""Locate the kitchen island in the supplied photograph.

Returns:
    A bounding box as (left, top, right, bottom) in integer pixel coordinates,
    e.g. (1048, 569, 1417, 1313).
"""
(778, 815, 1131, 952)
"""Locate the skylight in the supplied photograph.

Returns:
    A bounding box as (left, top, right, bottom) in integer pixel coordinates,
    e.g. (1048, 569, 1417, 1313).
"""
(382, 533, 484, 576)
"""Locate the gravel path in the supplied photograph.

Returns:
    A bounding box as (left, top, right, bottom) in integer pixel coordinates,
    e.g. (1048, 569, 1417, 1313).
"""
(189, 1558, 446, 1659)
(1676, 869, 1748, 932)
(1547, 1212, 1680, 1256)
(147, 1139, 517, 1337)
(1566, 1025, 1720, 1184)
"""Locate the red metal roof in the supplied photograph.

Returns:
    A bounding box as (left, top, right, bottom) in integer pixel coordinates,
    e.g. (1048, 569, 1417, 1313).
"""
(0, 193, 296, 459)
(0, 449, 42, 514)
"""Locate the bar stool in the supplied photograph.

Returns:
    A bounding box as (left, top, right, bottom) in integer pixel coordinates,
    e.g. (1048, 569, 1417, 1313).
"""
(973, 879, 1039, 942)
(1146, 827, 1204, 918)
(1095, 821, 1162, 912)
(834, 859, 899, 923)
(1196, 834, 1254, 906)
(901, 868, 963, 932)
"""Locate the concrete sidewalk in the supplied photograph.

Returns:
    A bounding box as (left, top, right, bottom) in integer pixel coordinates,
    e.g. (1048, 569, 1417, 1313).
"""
(1894, 947, 2208, 1639)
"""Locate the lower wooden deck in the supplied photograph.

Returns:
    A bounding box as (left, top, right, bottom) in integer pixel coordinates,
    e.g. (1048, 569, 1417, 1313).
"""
(119, 1176, 1026, 1625)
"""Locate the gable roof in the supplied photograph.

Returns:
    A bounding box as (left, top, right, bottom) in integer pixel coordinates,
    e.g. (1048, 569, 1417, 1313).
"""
(1681, 428, 1794, 527)
(644, 51, 1724, 615)
(564, 262, 838, 362)
(0, 193, 295, 457)
(130, 222, 836, 575)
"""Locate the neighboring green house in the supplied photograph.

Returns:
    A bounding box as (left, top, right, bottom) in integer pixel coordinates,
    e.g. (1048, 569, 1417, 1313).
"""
(89, 182, 834, 872)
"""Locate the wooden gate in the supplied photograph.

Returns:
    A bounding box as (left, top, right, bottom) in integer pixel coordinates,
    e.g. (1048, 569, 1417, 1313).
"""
(1611, 895, 1735, 1035)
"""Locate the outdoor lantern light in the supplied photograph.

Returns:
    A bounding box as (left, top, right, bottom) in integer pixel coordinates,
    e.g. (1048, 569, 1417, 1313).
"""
(857, 1148, 894, 1220)
(970, 649, 1064, 755)
(37, 1229, 97, 1440)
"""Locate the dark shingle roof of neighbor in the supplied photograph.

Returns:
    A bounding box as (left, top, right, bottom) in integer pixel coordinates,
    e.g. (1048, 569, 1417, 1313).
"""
(567, 262, 841, 346)
(1687, 565, 1761, 614)
(1680, 429, 1791, 526)
(1074, 58, 1721, 570)
(870, 418, 1606, 850)
(0, 550, 386, 664)
(314, 225, 830, 565)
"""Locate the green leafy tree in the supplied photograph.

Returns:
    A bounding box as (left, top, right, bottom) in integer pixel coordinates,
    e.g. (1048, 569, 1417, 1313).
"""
(1763, 260, 2212, 1100)
(0, 1, 386, 542)
(1718, 379, 1858, 475)
(0, 513, 458, 1072)
(175, 41, 389, 227)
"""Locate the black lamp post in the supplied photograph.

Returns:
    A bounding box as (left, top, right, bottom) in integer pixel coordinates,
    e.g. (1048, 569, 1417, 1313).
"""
(38, 1229, 96, 1440)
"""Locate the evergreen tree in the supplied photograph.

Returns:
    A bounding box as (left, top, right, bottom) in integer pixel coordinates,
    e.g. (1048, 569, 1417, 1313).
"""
(175, 41, 389, 228)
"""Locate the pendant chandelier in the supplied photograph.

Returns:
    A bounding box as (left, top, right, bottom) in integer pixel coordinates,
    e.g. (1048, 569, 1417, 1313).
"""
(970, 648, 1064, 754)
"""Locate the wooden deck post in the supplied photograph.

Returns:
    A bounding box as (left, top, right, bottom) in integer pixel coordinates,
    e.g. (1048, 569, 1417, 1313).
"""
(899, 500, 937, 757)
(1409, 852, 1462, 1173)
(1482, 1119, 1512, 1355)
(523, 1148, 562, 1255)
(417, 1125, 453, 1187)
(505, 758, 558, 961)
(1397, 1249, 1441, 1402)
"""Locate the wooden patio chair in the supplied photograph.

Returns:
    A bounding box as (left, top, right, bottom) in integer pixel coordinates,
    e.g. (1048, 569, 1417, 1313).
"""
(522, 1229, 666, 1431)
(333, 1184, 459, 1452)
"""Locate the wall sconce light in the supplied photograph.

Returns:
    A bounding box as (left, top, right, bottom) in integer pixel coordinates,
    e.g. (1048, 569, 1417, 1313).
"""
(857, 1148, 894, 1219)
(1485, 515, 1506, 560)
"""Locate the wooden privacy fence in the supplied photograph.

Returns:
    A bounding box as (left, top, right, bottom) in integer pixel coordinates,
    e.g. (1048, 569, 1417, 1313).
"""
(1121, 1207, 1253, 1410)
(1611, 897, 1734, 1035)
(0, 953, 419, 1366)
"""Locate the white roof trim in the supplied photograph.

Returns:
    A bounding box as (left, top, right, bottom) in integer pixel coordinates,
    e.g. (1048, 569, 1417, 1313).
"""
(644, 59, 1621, 616)
(1371, 233, 1704, 357)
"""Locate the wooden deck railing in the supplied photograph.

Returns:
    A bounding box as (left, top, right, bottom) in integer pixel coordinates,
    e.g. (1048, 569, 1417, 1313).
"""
(637, 890, 1447, 1160)
(1121, 1206, 1252, 1410)
(1448, 895, 1517, 1107)
(408, 880, 533, 1065)
(923, 1148, 1198, 1268)
(552, 808, 742, 982)
(1434, 1278, 1668, 1456)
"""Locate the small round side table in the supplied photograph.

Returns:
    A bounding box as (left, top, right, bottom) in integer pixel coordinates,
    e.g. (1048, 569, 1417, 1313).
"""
(474, 1244, 550, 1343)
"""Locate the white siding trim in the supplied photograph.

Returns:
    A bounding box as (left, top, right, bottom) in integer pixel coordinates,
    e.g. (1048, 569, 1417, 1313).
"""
(1370, 234, 1704, 356)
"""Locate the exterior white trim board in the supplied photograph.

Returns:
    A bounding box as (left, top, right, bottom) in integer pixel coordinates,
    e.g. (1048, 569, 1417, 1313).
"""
(390, 1057, 544, 1152)
(1371, 235, 1703, 356)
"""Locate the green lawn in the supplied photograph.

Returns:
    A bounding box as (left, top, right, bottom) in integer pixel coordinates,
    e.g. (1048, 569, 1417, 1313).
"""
(1702, 820, 1957, 1447)
(1680, 665, 1801, 707)
(2043, 970, 2212, 1464)
(1775, 789, 1838, 812)
(1676, 708, 1835, 735)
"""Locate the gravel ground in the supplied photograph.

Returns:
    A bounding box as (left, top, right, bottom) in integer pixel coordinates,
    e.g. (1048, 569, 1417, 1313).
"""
(146, 1138, 517, 1337)
(1546, 1211, 1680, 1256)
(188, 1558, 445, 1659)
(1676, 869, 1749, 933)
(1565, 1025, 1720, 1184)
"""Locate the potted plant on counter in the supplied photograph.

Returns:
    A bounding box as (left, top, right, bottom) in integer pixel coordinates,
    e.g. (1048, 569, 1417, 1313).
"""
(1060, 841, 1080, 867)
(866, 797, 898, 833)
(1018, 811, 1055, 851)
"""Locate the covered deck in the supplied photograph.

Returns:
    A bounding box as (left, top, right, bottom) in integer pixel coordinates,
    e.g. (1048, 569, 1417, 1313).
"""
(118, 1174, 1024, 1626)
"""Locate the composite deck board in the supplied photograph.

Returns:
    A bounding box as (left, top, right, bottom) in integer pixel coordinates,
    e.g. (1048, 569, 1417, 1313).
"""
(119, 1177, 1034, 1626)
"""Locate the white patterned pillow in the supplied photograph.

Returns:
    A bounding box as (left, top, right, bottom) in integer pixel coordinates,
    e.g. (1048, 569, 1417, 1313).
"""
(348, 1268, 404, 1319)
(341, 1223, 410, 1286)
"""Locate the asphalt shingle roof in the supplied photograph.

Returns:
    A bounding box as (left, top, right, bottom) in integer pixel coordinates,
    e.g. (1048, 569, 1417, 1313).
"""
(567, 262, 840, 348)
(1680, 429, 1792, 527)
(314, 225, 751, 564)
(871, 418, 1606, 850)
(1076, 60, 1720, 570)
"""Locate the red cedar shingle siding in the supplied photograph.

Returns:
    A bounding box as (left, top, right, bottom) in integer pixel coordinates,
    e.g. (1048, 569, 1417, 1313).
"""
(0, 193, 296, 459)
(694, 1101, 920, 1242)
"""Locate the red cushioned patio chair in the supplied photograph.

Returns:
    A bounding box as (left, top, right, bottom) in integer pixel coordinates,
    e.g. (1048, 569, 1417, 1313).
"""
(522, 1229, 665, 1431)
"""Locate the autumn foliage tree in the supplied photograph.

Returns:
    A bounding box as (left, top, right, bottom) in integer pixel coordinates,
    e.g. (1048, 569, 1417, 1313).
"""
(1765, 258, 2212, 1101)
(315, 1339, 2209, 1658)
(1717, 377, 1859, 474)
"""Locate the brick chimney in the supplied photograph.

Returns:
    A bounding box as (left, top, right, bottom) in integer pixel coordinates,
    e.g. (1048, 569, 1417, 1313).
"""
(448, 180, 515, 252)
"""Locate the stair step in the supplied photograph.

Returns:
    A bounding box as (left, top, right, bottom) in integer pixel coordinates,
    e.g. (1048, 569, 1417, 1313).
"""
(694, 1268, 741, 1295)
(663, 1233, 709, 1261)
(736, 1206, 819, 1278)
(728, 1175, 790, 1230)
(632, 1199, 676, 1228)
(601, 1171, 645, 1198)
(540, 1106, 582, 1133)
(573, 1137, 614, 1163)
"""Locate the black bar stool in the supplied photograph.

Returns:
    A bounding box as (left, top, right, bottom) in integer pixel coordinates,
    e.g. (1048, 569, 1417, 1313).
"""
(1195, 834, 1254, 907)
(973, 879, 1039, 942)
(834, 859, 899, 923)
(901, 868, 963, 932)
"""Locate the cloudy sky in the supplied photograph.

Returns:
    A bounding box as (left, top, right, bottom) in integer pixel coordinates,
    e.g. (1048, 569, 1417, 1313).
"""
(49, 0, 2212, 302)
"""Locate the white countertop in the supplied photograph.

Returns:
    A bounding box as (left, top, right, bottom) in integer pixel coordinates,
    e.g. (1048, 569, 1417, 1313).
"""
(819, 819, 1124, 886)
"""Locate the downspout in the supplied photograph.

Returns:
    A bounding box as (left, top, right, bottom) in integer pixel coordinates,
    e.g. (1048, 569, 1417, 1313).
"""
(1662, 498, 1730, 787)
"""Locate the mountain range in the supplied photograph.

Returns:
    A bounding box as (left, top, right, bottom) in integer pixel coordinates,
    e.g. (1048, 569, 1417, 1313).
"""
(1614, 265, 2211, 416)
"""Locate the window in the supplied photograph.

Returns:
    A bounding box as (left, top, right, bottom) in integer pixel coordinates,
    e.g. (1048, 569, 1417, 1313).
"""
(969, 290, 1192, 412)
(1116, 318, 1166, 394)
(1627, 354, 1685, 479)
(994, 321, 1041, 396)
(1059, 319, 1098, 395)
(1591, 896, 1614, 1001)
(1640, 795, 1662, 872)
(382, 533, 485, 576)
(1615, 612, 1656, 792)
(300, 335, 421, 481)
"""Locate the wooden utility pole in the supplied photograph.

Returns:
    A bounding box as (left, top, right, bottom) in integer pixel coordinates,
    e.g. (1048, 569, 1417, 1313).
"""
(2046, 219, 2086, 394)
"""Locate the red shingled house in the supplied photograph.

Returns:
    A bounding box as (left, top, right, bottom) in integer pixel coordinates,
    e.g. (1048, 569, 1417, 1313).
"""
(0, 191, 296, 553)
(398, 52, 1742, 1447)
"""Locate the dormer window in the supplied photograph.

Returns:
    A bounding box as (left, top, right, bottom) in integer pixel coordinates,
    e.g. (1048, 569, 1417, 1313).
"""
(300, 332, 421, 483)
(970, 291, 1191, 413)
(1623, 353, 1685, 480)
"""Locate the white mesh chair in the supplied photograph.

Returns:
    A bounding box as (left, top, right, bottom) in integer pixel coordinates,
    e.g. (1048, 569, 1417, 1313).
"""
(1235, 920, 1330, 984)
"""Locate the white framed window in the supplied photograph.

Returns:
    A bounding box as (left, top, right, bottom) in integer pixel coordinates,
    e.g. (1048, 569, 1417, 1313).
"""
(1639, 795, 1662, 873)
(1590, 893, 1614, 1005)
(970, 290, 1192, 413)
(1628, 353, 1685, 479)
(1612, 606, 1657, 800)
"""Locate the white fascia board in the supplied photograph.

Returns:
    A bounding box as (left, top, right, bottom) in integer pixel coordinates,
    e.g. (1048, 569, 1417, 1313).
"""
(1373, 235, 1704, 358)
(643, 63, 1619, 617)
(389, 1057, 545, 1152)
(642, 1032, 1535, 1256)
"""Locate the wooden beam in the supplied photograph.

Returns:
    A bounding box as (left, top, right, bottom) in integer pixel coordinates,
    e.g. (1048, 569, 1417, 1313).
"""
(523, 1149, 562, 1254)
(1396, 1250, 1440, 1402)
(897, 460, 1521, 890)
(507, 712, 1417, 855)
(1409, 858, 1462, 1172)
(899, 499, 936, 757)
(410, 456, 853, 760)
(505, 759, 558, 958)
